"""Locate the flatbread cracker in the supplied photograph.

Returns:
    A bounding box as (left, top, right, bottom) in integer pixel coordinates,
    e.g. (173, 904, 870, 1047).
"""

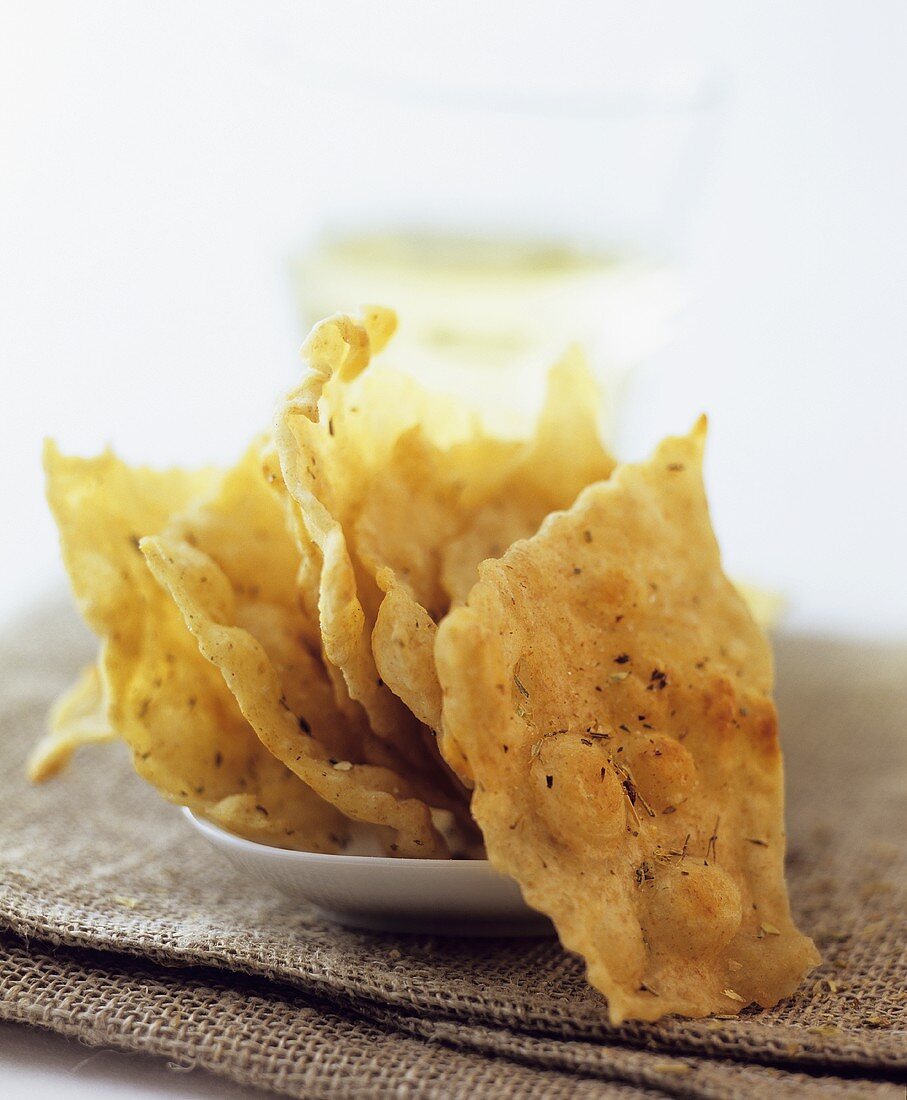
(42, 443, 345, 850)
(143, 444, 454, 856)
(435, 420, 820, 1021)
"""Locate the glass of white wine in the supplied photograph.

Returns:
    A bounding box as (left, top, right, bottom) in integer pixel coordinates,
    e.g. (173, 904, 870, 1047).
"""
(291, 74, 724, 438)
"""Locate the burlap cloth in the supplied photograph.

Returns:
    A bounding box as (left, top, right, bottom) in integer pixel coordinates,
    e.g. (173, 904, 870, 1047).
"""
(1, 598, 904, 1097)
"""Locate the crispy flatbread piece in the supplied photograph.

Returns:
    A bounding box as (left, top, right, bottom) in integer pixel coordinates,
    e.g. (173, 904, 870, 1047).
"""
(143, 444, 452, 856)
(275, 310, 614, 744)
(27, 663, 116, 781)
(435, 421, 819, 1021)
(41, 443, 346, 850)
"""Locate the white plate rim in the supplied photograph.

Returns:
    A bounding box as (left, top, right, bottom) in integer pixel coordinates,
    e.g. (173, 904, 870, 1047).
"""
(182, 807, 501, 874)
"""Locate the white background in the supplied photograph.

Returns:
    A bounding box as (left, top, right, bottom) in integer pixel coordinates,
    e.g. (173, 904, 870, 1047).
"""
(1, 2, 905, 1096)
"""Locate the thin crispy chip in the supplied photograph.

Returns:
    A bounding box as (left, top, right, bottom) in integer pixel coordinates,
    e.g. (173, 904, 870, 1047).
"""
(142, 444, 455, 856)
(42, 442, 346, 851)
(440, 346, 616, 605)
(164, 444, 376, 765)
(274, 310, 483, 825)
(274, 310, 438, 757)
(260, 441, 324, 651)
(353, 346, 612, 614)
(27, 664, 115, 781)
(435, 420, 820, 1021)
(276, 312, 614, 743)
(143, 536, 448, 857)
(372, 568, 443, 728)
(364, 348, 614, 735)
(354, 427, 480, 730)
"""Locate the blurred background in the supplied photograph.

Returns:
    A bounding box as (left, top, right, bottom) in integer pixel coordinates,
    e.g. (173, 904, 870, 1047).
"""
(2, 1, 905, 637)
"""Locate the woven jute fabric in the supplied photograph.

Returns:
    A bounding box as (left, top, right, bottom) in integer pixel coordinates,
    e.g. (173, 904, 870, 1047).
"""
(1, 596, 905, 1097)
(3, 934, 897, 1100)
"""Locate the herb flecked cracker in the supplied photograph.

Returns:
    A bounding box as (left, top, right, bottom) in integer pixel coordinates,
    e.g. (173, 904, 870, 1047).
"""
(365, 347, 614, 735)
(274, 309, 449, 765)
(39, 444, 344, 850)
(142, 444, 455, 857)
(435, 421, 820, 1021)
(275, 308, 614, 740)
(28, 663, 115, 781)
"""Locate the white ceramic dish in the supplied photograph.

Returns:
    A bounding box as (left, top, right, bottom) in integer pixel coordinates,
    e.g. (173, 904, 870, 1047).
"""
(183, 809, 553, 936)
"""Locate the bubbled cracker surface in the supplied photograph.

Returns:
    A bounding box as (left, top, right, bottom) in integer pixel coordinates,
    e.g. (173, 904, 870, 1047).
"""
(436, 424, 820, 1022)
